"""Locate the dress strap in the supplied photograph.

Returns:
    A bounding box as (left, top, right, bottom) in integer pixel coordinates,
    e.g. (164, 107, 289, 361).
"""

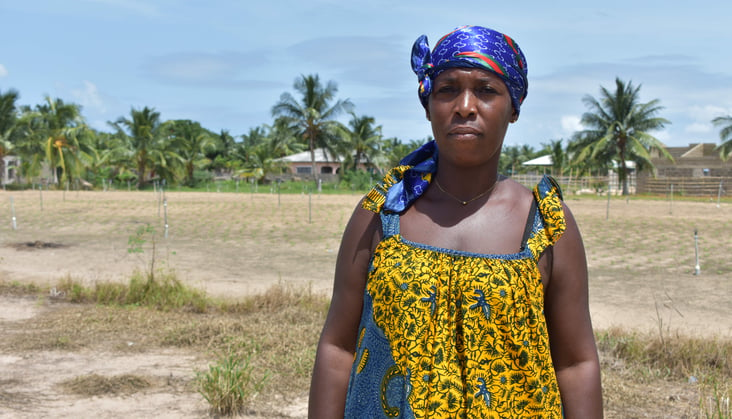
(379, 211, 400, 238)
(519, 199, 538, 253)
(523, 175, 567, 259)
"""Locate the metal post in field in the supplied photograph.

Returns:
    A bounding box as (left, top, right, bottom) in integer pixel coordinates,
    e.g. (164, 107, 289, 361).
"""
(669, 184, 674, 215)
(164, 197, 169, 239)
(693, 229, 701, 275)
(605, 182, 611, 220)
(717, 179, 723, 208)
(10, 196, 17, 230)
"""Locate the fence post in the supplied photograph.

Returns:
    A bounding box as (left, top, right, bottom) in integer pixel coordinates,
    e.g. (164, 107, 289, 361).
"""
(10, 196, 17, 230)
(164, 197, 169, 239)
(669, 184, 674, 215)
(693, 229, 701, 275)
(717, 179, 723, 208)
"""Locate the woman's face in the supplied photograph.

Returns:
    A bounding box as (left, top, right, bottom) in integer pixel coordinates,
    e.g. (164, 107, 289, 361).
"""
(426, 68, 516, 168)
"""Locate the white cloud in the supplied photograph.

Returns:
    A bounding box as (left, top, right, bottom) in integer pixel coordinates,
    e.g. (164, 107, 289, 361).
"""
(654, 130, 671, 143)
(687, 105, 732, 121)
(684, 122, 713, 134)
(560, 115, 582, 134)
(71, 81, 106, 113)
(0, 64, 7, 77)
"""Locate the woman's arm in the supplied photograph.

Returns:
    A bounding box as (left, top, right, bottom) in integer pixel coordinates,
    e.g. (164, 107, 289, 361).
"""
(308, 204, 380, 418)
(543, 203, 603, 418)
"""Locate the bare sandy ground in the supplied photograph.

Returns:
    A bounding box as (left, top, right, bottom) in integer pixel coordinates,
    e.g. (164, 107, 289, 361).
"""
(0, 189, 730, 418)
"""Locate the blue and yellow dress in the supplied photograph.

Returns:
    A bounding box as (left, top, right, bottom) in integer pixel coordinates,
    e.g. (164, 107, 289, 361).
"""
(344, 172, 566, 418)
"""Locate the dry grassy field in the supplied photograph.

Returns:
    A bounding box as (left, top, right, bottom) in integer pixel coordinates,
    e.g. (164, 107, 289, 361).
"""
(0, 188, 730, 418)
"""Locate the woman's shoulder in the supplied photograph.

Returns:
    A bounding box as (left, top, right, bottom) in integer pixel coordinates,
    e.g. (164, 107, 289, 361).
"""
(496, 176, 534, 202)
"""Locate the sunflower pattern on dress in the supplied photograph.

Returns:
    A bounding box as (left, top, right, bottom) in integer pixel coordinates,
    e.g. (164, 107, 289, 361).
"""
(344, 175, 565, 418)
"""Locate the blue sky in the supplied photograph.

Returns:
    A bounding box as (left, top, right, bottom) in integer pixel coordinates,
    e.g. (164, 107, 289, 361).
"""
(2, 0, 732, 149)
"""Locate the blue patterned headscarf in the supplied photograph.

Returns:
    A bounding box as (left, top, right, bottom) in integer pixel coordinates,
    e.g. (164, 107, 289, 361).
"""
(411, 25, 528, 115)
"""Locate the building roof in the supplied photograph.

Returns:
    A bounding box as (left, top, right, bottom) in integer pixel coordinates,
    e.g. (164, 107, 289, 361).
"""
(275, 148, 343, 164)
(522, 155, 552, 166)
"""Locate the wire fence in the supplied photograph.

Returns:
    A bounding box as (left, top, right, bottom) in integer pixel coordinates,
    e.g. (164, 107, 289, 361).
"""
(512, 173, 731, 198)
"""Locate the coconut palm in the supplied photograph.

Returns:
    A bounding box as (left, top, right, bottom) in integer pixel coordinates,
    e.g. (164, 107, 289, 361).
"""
(542, 139, 566, 176)
(268, 117, 305, 158)
(712, 115, 732, 160)
(337, 112, 383, 173)
(574, 77, 672, 195)
(164, 119, 215, 186)
(380, 137, 427, 169)
(234, 125, 289, 181)
(500, 144, 536, 175)
(0, 89, 20, 183)
(109, 107, 180, 188)
(271, 74, 353, 179)
(15, 97, 88, 185)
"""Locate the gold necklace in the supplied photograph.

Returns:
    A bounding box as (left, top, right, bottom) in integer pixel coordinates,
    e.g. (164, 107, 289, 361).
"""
(434, 178, 498, 206)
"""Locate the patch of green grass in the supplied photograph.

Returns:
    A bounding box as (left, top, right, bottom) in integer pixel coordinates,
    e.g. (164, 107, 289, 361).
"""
(195, 351, 268, 416)
(56, 270, 209, 313)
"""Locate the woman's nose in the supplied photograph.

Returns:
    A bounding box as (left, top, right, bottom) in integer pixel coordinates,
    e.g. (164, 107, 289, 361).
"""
(455, 89, 477, 117)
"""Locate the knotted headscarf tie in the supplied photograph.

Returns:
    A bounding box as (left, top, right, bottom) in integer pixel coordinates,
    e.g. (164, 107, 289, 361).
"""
(411, 25, 529, 116)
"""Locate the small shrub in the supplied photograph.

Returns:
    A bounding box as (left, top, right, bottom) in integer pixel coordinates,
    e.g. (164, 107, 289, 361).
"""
(196, 352, 268, 416)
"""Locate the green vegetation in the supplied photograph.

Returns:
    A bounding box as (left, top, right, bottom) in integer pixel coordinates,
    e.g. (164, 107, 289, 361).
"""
(571, 78, 672, 195)
(196, 352, 268, 416)
(5, 75, 730, 195)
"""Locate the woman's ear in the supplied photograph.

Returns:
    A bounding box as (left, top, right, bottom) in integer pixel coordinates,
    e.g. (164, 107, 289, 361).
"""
(425, 108, 431, 121)
(510, 110, 518, 123)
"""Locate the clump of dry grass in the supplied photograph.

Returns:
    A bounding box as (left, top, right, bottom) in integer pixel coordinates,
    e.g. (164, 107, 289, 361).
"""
(598, 327, 732, 418)
(59, 374, 152, 396)
(0, 280, 42, 296)
(596, 327, 732, 382)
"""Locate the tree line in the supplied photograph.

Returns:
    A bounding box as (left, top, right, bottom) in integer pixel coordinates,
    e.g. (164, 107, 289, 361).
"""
(1, 75, 731, 194)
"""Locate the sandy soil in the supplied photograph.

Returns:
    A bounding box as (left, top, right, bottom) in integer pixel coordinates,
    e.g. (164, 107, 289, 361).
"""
(0, 189, 730, 418)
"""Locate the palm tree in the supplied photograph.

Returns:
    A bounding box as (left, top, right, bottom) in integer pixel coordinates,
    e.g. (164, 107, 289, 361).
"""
(500, 144, 536, 175)
(16, 97, 88, 185)
(712, 115, 732, 160)
(271, 74, 353, 179)
(164, 119, 215, 186)
(541, 139, 566, 176)
(0, 89, 20, 183)
(81, 129, 130, 186)
(109, 107, 179, 188)
(574, 77, 672, 195)
(232, 126, 280, 182)
(268, 117, 305, 158)
(337, 112, 383, 173)
(382, 137, 428, 169)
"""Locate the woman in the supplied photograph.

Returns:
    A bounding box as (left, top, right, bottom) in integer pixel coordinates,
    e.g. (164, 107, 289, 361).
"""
(309, 25, 602, 418)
